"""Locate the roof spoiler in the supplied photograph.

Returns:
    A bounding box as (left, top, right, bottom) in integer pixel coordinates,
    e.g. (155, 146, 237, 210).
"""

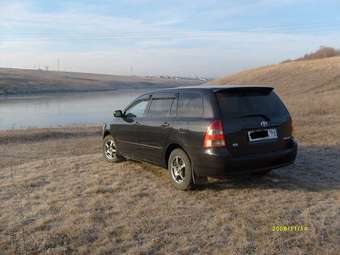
(214, 86, 273, 94)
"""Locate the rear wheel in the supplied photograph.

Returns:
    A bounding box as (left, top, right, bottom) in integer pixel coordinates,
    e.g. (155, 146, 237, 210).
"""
(103, 135, 124, 163)
(168, 149, 194, 190)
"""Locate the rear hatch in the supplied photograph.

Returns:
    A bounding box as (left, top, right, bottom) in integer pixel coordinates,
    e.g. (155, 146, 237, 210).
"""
(215, 87, 292, 157)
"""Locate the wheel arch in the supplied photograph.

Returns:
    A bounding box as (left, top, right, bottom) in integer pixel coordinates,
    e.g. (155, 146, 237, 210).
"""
(165, 143, 181, 166)
(165, 143, 201, 188)
(103, 130, 111, 138)
(164, 143, 190, 167)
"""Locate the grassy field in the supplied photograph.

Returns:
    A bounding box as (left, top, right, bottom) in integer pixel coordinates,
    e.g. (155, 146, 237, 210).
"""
(1, 57, 340, 254)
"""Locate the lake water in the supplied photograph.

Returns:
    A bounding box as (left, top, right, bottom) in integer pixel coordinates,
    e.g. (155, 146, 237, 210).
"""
(0, 90, 149, 130)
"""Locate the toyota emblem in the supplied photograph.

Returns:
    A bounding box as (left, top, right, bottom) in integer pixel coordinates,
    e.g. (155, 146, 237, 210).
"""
(261, 121, 269, 127)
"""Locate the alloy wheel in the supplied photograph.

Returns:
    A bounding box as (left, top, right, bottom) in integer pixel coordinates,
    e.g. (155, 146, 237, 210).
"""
(104, 139, 117, 160)
(170, 156, 186, 183)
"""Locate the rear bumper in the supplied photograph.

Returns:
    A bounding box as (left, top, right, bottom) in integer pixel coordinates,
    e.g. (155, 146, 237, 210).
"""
(192, 139, 298, 176)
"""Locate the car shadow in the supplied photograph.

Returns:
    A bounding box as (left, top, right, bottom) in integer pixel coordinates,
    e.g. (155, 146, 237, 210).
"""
(194, 144, 340, 192)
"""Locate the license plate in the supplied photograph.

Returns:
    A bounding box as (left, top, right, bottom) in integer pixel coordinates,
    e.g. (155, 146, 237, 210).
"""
(248, 128, 278, 142)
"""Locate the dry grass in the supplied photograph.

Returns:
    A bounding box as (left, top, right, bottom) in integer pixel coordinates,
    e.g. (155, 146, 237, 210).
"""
(1, 57, 340, 254)
(213, 55, 340, 96)
(0, 131, 339, 254)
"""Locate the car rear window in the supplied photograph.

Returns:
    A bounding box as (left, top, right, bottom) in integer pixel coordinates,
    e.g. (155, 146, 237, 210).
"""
(178, 92, 203, 117)
(216, 89, 289, 119)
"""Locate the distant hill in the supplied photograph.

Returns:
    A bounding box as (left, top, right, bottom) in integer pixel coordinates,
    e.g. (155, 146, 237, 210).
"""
(212, 56, 340, 145)
(0, 68, 203, 96)
(212, 55, 340, 96)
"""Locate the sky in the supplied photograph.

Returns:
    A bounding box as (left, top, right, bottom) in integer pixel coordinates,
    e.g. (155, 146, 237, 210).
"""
(1, 0, 340, 78)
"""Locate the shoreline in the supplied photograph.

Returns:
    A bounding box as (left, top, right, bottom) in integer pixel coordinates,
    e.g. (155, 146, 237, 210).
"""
(0, 67, 204, 97)
(0, 125, 101, 144)
(0, 88, 124, 98)
(0, 87, 150, 100)
(0, 85, 182, 98)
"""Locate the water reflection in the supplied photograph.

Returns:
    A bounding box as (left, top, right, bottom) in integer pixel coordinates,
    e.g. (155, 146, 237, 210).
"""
(0, 90, 148, 130)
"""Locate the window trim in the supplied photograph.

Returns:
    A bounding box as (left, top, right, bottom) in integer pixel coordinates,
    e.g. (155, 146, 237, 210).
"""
(124, 98, 150, 118)
(145, 93, 177, 118)
(169, 94, 178, 117)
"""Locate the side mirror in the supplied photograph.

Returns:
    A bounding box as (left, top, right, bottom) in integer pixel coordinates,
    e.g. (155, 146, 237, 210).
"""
(125, 112, 136, 118)
(113, 110, 123, 118)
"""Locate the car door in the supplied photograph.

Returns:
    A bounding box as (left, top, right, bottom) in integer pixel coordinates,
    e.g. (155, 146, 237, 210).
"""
(112, 95, 150, 159)
(136, 92, 177, 164)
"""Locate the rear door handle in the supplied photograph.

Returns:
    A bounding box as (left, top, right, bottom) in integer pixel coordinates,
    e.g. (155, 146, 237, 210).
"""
(161, 122, 170, 128)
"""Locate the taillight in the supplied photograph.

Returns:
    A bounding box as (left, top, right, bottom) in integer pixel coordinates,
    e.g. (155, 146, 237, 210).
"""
(203, 120, 226, 148)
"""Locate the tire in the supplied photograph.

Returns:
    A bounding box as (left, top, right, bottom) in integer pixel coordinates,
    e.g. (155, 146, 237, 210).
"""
(252, 169, 272, 176)
(168, 149, 194, 190)
(103, 135, 124, 163)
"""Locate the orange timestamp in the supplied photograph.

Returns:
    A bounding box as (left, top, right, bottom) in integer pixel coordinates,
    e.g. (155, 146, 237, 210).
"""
(272, 225, 308, 232)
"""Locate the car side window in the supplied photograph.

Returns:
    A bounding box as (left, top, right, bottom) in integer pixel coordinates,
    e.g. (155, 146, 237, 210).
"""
(148, 98, 174, 117)
(125, 100, 149, 118)
(178, 92, 203, 117)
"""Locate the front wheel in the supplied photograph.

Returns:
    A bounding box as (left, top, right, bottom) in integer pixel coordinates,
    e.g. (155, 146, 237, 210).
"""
(103, 135, 124, 163)
(168, 149, 194, 190)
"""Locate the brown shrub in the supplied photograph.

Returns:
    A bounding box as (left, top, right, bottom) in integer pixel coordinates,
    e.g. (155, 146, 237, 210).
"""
(295, 46, 340, 62)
